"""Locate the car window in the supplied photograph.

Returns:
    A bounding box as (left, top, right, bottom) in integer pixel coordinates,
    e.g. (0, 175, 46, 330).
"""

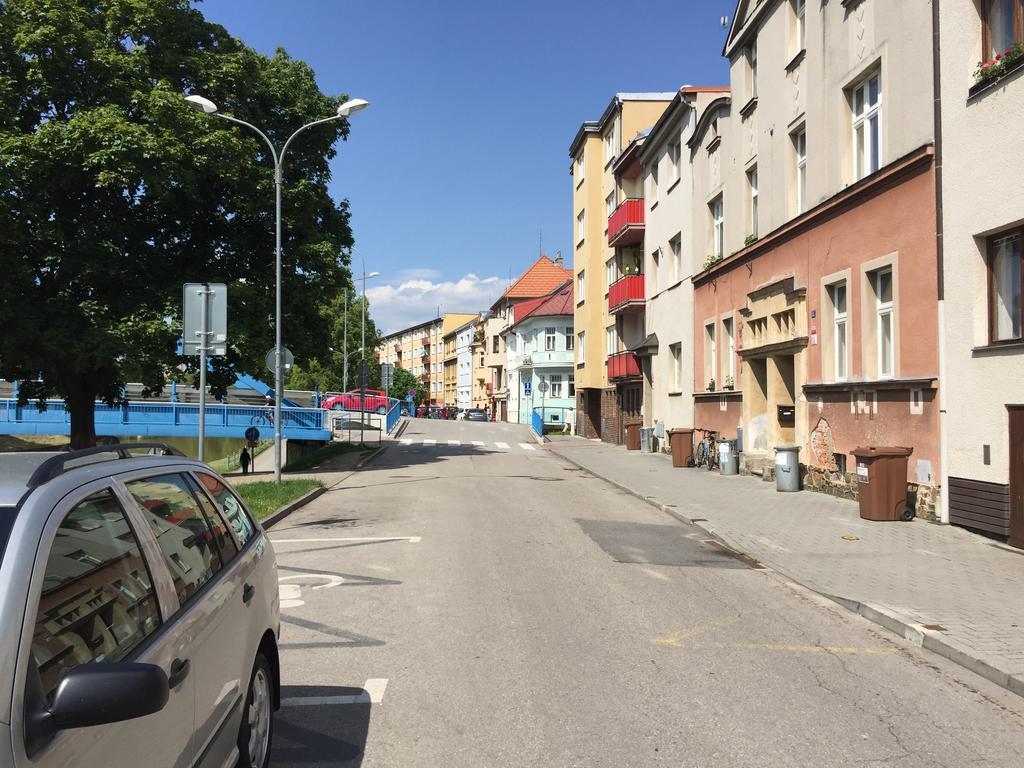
(184, 474, 239, 563)
(194, 472, 258, 547)
(30, 490, 161, 702)
(126, 474, 225, 605)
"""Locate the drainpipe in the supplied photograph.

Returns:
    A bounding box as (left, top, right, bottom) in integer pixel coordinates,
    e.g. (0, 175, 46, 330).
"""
(933, 0, 950, 524)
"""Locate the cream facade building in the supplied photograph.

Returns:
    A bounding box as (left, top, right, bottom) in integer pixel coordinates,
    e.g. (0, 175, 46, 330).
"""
(377, 312, 477, 405)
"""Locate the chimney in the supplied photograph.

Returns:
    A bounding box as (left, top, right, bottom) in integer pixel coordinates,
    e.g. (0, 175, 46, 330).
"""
(553, 250, 563, 268)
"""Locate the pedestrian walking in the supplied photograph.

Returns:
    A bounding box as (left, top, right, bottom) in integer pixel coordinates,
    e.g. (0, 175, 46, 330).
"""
(239, 447, 251, 475)
(264, 393, 275, 425)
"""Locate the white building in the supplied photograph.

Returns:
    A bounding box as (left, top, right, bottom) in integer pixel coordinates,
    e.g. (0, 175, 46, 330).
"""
(455, 318, 478, 410)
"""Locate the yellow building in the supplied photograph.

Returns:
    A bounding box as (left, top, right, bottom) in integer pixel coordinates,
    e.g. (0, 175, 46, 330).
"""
(442, 329, 458, 406)
(569, 93, 673, 441)
(471, 325, 489, 409)
(377, 312, 477, 405)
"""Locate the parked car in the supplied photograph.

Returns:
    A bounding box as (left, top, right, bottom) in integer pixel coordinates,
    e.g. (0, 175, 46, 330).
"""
(0, 444, 280, 768)
(323, 389, 390, 414)
(465, 409, 489, 422)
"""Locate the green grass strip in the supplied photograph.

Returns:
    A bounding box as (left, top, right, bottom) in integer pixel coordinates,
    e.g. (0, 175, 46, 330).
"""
(235, 479, 322, 520)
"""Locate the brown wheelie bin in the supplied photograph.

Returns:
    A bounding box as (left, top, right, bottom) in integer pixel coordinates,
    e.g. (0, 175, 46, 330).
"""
(851, 446, 914, 521)
(669, 428, 694, 467)
(625, 422, 641, 451)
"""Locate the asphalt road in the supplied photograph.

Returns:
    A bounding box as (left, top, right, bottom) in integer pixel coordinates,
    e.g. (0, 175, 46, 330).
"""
(267, 417, 1024, 767)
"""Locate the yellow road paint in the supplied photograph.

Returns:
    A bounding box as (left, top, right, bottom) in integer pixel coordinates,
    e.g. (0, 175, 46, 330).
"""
(652, 616, 741, 647)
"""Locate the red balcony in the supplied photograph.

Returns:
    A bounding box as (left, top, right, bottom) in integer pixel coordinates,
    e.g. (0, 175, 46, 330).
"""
(422, 336, 431, 347)
(608, 199, 645, 246)
(486, 383, 493, 396)
(607, 351, 641, 380)
(421, 372, 431, 382)
(608, 274, 645, 314)
(393, 343, 402, 354)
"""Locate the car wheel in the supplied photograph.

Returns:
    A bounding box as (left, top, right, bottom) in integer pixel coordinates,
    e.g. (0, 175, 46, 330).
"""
(237, 653, 274, 768)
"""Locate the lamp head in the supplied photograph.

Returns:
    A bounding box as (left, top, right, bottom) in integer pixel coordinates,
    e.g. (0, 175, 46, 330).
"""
(337, 98, 370, 117)
(368, 271, 381, 278)
(184, 94, 218, 114)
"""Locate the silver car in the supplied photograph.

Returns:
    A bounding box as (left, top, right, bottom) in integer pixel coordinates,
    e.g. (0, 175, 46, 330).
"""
(0, 444, 280, 768)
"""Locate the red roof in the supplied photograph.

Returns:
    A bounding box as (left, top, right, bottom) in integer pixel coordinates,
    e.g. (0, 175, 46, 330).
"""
(512, 280, 573, 328)
(501, 255, 574, 300)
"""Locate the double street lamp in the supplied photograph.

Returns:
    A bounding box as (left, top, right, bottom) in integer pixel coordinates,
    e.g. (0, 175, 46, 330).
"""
(185, 93, 369, 482)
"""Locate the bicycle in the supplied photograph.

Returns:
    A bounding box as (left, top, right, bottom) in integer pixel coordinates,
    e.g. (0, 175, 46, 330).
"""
(693, 428, 719, 471)
(249, 411, 272, 427)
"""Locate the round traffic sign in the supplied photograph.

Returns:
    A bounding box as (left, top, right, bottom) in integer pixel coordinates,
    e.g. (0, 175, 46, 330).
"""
(537, 380, 549, 394)
(265, 347, 295, 374)
(245, 426, 260, 442)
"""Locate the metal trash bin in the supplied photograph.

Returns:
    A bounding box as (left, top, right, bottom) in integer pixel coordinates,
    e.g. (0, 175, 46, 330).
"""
(668, 428, 694, 468)
(639, 427, 654, 454)
(774, 445, 801, 492)
(718, 439, 739, 475)
(851, 446, 914, 521)
(625, 423, 641, 451)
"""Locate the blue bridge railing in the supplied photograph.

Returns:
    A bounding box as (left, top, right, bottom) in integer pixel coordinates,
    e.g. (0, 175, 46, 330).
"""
(385, 400, 402, 434)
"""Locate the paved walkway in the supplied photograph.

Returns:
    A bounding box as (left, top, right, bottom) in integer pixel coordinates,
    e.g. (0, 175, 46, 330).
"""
(546, 436, 1024, 697)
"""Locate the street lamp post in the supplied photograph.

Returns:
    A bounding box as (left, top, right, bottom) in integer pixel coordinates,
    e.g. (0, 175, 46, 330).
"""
(185, 93, 369, 482)
(357, 261, 380, 446)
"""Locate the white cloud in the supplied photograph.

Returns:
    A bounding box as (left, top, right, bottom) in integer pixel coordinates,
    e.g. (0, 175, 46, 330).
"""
(366, 273, 506, 334)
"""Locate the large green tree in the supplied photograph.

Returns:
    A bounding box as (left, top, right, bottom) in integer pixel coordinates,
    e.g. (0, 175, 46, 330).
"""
(0, 0, 355, 447)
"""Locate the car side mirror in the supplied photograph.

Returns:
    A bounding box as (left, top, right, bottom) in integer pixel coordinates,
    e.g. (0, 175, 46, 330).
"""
(26, 663, 169, 755)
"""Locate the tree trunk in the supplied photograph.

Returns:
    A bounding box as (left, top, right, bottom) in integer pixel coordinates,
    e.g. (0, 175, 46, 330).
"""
(67, 379, 97, 450)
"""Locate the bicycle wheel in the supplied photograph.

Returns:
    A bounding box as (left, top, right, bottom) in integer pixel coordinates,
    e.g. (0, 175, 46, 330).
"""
(706, 443, 718, 471)
(694, 439, 707, 468)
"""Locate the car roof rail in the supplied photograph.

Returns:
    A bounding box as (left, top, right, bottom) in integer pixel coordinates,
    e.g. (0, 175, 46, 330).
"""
(27, 443, 188, 488)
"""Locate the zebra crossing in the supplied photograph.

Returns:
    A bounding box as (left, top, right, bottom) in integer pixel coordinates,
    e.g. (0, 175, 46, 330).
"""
(396, 438, 539, 453)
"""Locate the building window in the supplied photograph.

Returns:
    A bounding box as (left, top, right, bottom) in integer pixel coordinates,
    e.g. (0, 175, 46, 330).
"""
(650, 248, 661, 293)
(668, 140, 681, 183)
(747, 166, 758, 237)
(670, 342, 683, 391)
(830, 281, 849, 381)
(851, 72, 881, 181)
(577, 270, 586, 301)
(550, 375, 563, 398)
(568, 374, 576, 397)
(606, 258, 617, 289)
(710, 195, 724, 259)
(566, 327, 575, 350)
(604, 126, 615, 163)
(650, 163, 659, 202)
(705, 323, 717, 386)
(606, 325, 617, 356)
(793, 129, 807, 213)
(606, 192, 616, 220)
(747, 43, 758, 99)
(576, 149, 585, 182)
(983, 0, 1024, 60)
(492, 335, 500, 353)
(545, 327, 557, 351)
(794, 0, 806, 52)
(670, 234, 682, 284)
(875, 268, 894, 379)
(578, 331, 586, 363)
(723, 317, 736, 381)
(577, 210, 586, 244)
(990, 230, 1023, 341)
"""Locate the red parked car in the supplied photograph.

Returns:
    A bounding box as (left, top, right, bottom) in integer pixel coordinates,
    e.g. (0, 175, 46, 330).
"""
(323, 389, 391, 414)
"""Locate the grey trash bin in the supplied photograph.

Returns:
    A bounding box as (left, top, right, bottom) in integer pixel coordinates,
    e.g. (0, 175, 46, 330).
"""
(718, 439, 739, 475)
(774, 445, 801, 492)
(639, 427, 654, 454)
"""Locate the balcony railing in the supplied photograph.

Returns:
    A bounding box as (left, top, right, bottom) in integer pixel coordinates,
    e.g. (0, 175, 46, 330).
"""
(393, 343, 402, 354)
(422, 336, 431, 347)
(608, 274, 645, 314)
(608, 199, 645, 246)
(607, 351, 641, 380)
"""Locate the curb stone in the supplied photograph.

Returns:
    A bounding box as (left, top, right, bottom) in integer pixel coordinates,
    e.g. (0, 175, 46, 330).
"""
(261, 485, 326, 529)
(551, 446, 1024, 700)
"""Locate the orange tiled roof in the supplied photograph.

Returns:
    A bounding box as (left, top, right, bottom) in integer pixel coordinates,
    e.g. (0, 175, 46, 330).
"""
(501, 255, 574, 300)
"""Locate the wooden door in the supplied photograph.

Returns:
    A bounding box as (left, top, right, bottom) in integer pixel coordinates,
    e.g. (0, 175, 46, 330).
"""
(1010, 407, 1024, 549)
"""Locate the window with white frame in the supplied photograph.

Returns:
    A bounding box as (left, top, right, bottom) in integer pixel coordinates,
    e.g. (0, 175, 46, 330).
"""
(851, 72, 881, 181)
(606, 258, 617, 288)
(668, 140, 681, 183)
(651, 248, 661, 293)
(710, 195, 724, 259)
(568, 374, 575, 397)
(793, 129, 807, 213)
(650, 163, 659, 202)
(606, 192, 616, 220)
(577, 270, 585, 301)
(577, 331, 586, 363)
(606, 325, 617, 356)
(875, 268, 894, 378)
(794, 0, 806, 52)
(670, 234, 682, 284)
(604, 126, 615, 163)
(550, 374, 563, 398)
(990, 230, 1022, 341)
(576, 149, 585, 182)
(830, 281, 849, 381)
(545, 327, 556, 351)
(566, 327, 575, 350)
(747, 43, 758, 99)
(670, 342, 683, 391)
(705, 323, 717, 386)
(723, 317, 736, 382)
(747, 165, 758, 237)
(577, 210, 586, 244)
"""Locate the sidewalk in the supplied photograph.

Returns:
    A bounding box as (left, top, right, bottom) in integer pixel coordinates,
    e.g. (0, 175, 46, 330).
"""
(546, 435, 1024, 697)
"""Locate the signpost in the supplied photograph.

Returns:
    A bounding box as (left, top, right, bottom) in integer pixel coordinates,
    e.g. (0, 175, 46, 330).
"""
(381, 363, 394, 390)
(183, 283, 227, 462)
(537, 379, 549, 428)
(357, 361, 370, 445)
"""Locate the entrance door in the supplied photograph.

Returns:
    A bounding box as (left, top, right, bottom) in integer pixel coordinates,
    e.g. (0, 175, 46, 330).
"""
(1010, 407, 1024, 549)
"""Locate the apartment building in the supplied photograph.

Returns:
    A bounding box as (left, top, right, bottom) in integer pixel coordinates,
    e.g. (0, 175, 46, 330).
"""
(454, 317, 478, 410)
(570, 93, 674, 443)
(471, 327, 489, 410)
(484, 255, 573, 420)
(938, 0, 1024, 543)
(442, 329, 458, 407)
(376, 312, 477, 405)
(685, 0, 940, 516)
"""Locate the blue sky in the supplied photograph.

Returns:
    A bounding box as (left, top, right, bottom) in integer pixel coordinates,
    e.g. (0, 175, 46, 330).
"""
(199, 0, 734, 332)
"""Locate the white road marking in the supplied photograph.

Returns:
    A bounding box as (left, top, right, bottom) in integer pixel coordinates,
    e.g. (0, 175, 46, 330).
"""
(271, 537, 422, 544)
(518, 443, 536, 451)
(423, 439, 436, 446)
(399, 438, 412, 445)
(471, 441, 485, 447)
(282, 678, 388, 707)
(494, 441, 510, 450)
(448, 440, 460, 446)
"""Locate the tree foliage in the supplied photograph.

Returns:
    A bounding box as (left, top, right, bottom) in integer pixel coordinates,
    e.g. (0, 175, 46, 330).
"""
(388, 367, 427, 406)
(0, 0, 355, 446)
